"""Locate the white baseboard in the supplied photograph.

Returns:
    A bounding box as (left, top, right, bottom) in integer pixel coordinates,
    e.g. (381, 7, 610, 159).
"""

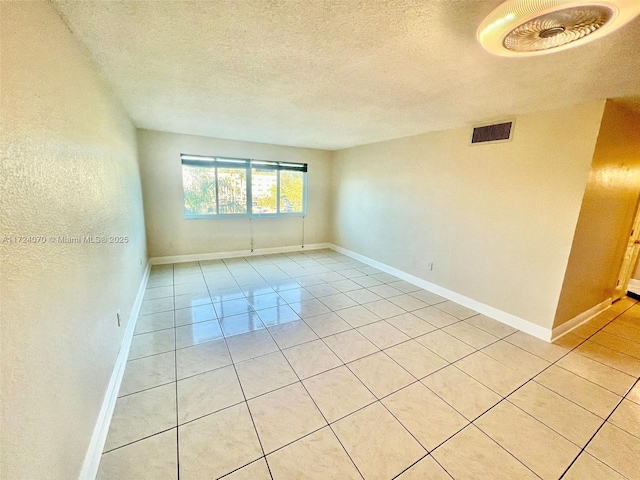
(550, 298, 612, 342)
(329, 244, 552, 342)
(79, 262, 151, 480)
(150, 242, 332, 265)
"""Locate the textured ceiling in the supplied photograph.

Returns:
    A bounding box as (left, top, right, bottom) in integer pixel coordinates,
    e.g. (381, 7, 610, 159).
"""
(52, 0, 640, 150)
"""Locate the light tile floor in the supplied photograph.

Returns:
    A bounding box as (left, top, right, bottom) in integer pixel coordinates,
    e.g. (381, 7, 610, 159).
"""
(97, 249, 640, 479)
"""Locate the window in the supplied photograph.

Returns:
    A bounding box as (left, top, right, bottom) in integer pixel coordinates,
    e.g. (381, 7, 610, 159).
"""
(181, 154, 307, 218)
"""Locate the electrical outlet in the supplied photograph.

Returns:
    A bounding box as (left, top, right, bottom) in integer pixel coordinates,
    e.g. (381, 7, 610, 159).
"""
(117, 310, 121, 327)
(427, 262, 434, 271)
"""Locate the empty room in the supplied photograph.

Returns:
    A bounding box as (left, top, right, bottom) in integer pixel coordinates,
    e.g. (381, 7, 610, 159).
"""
(3, 0, 640, 479)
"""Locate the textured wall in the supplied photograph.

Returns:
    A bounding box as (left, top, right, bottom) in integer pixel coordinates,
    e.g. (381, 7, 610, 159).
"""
(0, 2, 147, 478)
(137, 129, 333, 258)
(331, 102, 605, 329)
(554, 101, 640, 327)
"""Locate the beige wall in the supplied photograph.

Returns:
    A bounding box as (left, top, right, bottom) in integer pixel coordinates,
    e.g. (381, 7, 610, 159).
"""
(137, 129, 333, 258)
(332, 102, 605, 329)
(0, 2, 147, 478)
(554, 101, 640, 327)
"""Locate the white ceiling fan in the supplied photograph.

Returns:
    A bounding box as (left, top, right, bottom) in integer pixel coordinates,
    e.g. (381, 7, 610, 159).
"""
(478, 0, 640, 56)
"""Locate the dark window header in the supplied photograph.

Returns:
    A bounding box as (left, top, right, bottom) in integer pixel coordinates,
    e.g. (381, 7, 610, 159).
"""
(180, 154, 307, 172)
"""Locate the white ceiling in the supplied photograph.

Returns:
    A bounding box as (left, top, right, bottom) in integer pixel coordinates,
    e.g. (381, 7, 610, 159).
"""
(52, 0, 640, 150)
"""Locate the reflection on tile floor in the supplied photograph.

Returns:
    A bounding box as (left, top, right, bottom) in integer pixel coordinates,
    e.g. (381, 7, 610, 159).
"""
(98, 249, 640, 479)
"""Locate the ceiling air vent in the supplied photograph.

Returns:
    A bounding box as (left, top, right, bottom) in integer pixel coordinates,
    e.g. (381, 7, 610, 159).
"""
(471, 121, 513, 145)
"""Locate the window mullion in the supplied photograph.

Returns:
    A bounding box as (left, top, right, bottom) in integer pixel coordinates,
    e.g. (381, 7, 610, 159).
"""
(214, 166, 220, 215)
(303, 172, 308, 216)
(247, 163, 253, 215)
(276, 170, 281, 214)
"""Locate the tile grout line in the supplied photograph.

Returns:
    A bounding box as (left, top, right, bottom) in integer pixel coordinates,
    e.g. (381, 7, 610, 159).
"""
(558, 376, 640, 479)
(137, 269, 457, 361)
(139, 262, 526, 471)
(102, 426, 178, 455)
(333, 327, 540, 478)
(529, 352, 635, 397)
(453, 299, 639, 478)
(591, 327, 640, 348)
(299, 302, 500, 477)
(131, 307, 464, 366)
(142, 265, 452, 337)
(570, 339, 640, 378)
(209, 250, 364, 476)
(146, 254, 504, 471)
(135, 255, 637, 479)
(199, 260, 276, 480)
(388, 300, 640, 478)
(136, 288, 619, 416)
(476, 306, 639, 392)
(243, 293, 368, 480)
(136, 274, 472, 384)
(210, 294, 630, 476)
(308, 350, 410, 480)
(398, 332, 545, 479)
(215, 457, 270, 479)
(137, 295, 448, 341)
(171, 264, 181, 480)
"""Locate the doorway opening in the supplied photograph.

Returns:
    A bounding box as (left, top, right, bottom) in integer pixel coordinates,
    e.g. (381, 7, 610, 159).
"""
(614, 194, 640, 301)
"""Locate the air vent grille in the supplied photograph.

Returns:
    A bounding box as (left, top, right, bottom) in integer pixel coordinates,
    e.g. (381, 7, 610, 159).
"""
(472, 122, 513, 144)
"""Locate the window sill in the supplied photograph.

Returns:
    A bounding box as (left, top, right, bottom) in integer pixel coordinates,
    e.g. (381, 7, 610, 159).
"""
(184, 213, 307, 220)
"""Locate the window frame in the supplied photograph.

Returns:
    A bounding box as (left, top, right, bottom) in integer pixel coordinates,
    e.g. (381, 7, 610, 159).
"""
(180, 154, 308, 219)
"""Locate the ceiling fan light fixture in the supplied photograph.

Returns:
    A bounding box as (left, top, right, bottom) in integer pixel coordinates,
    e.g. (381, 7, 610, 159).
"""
(477, 0, 640, 57)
